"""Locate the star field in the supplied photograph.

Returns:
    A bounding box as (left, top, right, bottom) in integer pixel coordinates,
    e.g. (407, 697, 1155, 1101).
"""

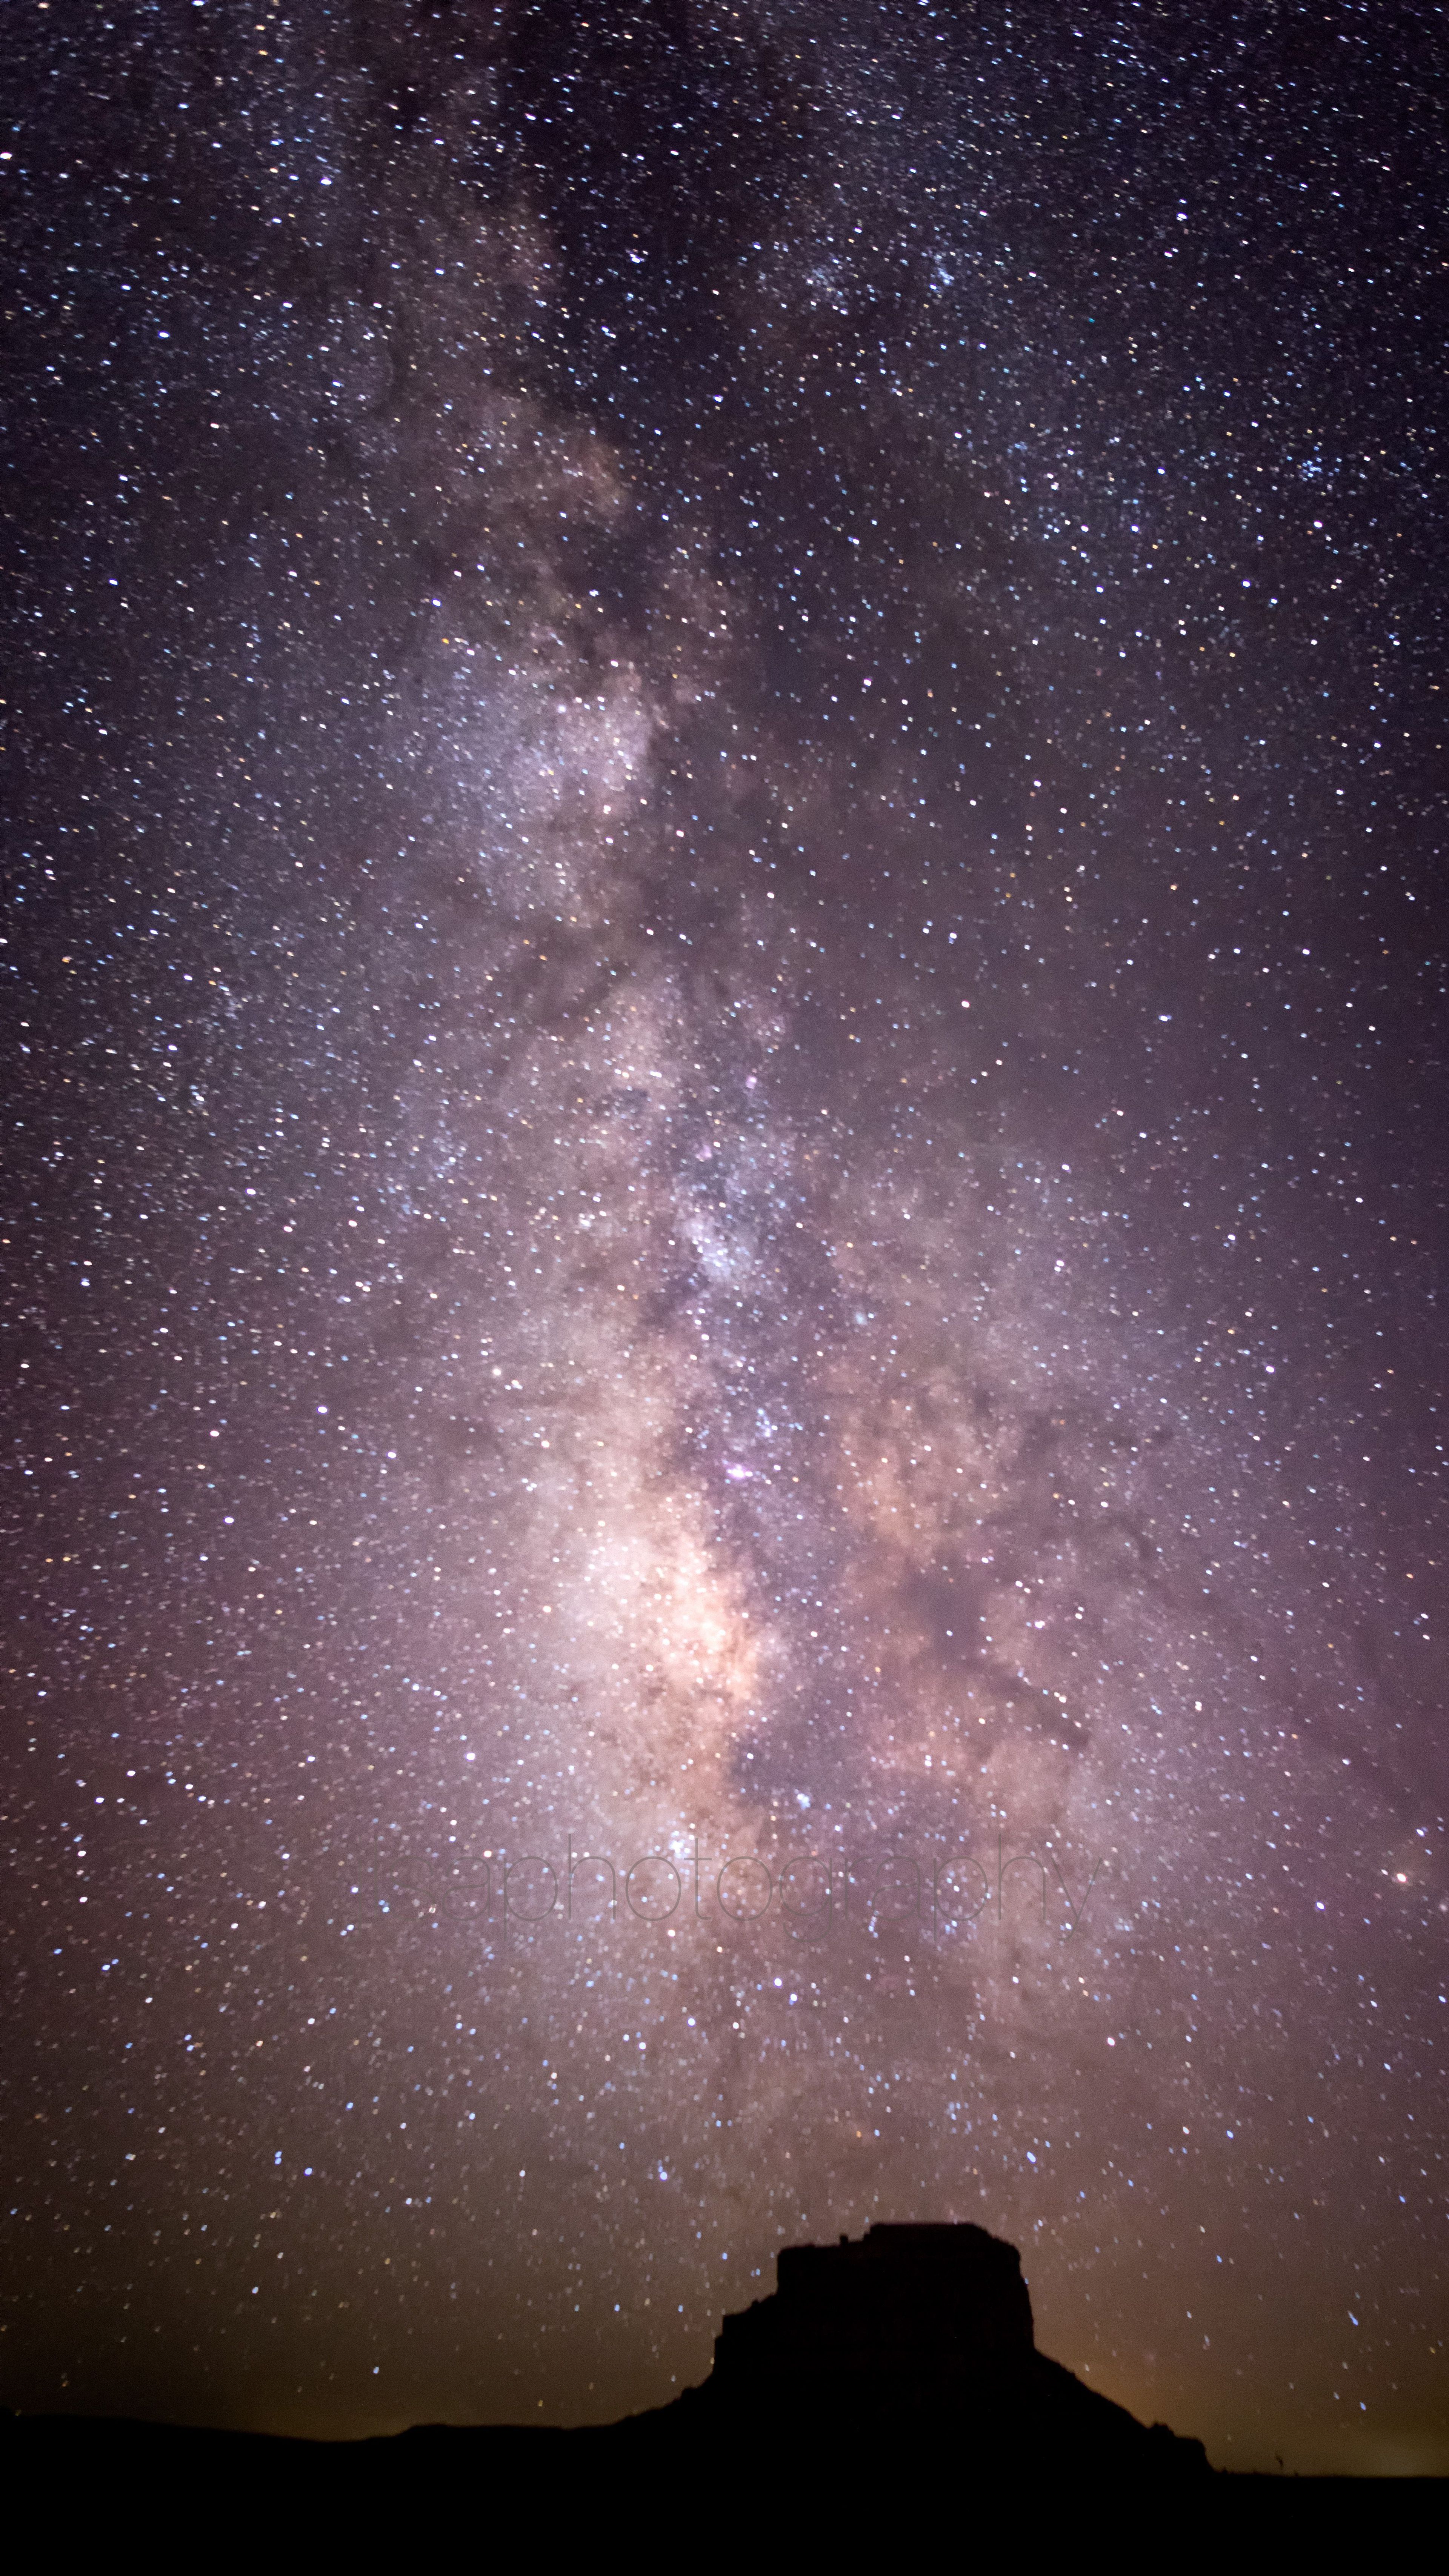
(3, 1, 1446, 2473)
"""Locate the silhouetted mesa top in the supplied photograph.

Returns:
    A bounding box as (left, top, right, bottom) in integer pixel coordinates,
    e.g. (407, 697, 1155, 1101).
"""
(700, 2223, 1208, 2473)
(714, 2222, 1032, 2390)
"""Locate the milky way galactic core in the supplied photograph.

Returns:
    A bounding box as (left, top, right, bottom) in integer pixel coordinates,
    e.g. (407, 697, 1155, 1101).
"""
(4, 0, 1446, 2474)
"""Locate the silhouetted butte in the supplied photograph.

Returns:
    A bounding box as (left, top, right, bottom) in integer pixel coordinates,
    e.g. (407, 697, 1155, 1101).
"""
(658, 2221, 1208, 2478)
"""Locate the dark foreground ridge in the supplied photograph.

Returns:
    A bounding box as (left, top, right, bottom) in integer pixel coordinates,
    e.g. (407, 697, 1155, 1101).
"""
(653, 2219, 1208, 2476)
(3, 2225, 1442, 2538)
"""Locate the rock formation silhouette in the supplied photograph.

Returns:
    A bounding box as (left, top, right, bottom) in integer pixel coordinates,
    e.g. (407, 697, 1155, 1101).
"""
(657, 2220, 1209, 2478)
(6, 2226, 1444, 2532)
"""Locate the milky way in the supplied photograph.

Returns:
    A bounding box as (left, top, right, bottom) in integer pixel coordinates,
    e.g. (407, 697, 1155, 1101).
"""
(5, 2, 1446, 2472)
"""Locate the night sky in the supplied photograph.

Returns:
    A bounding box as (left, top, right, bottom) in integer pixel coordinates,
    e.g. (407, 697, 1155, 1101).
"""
(4, 0, 1446, 2475)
